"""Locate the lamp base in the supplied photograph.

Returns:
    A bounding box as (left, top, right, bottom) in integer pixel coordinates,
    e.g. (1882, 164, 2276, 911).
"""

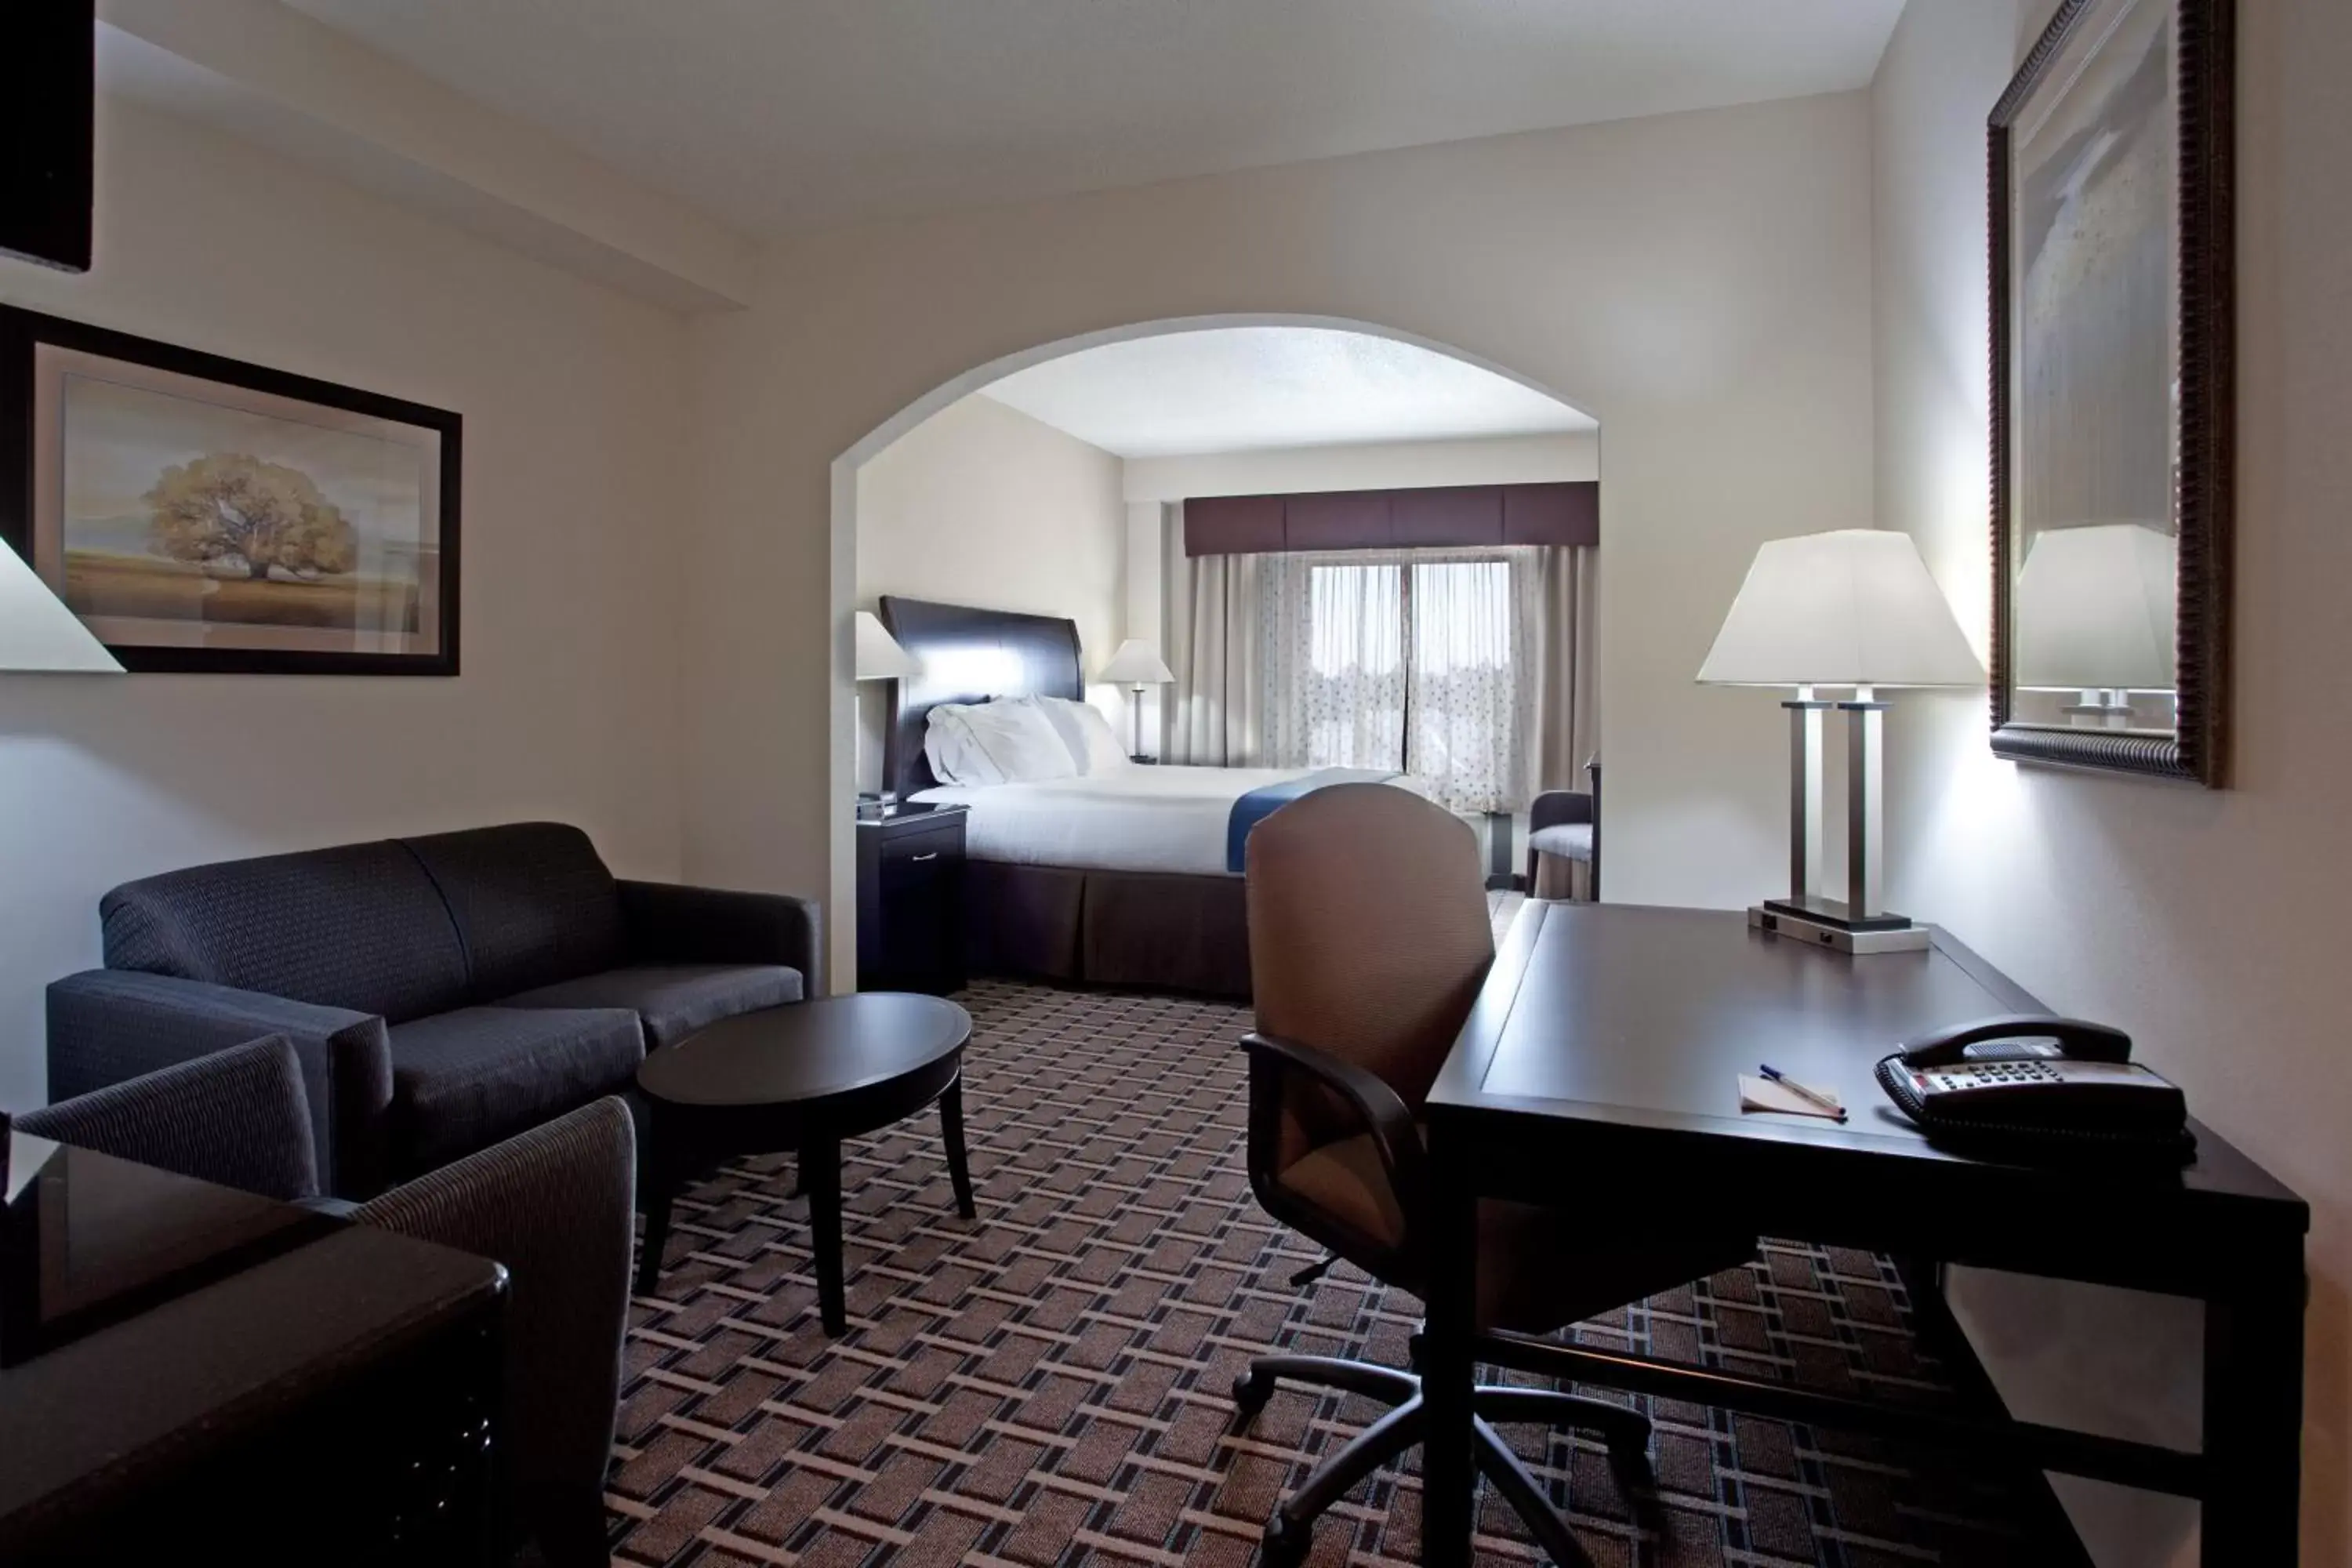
(1751, 902, 1930, 955)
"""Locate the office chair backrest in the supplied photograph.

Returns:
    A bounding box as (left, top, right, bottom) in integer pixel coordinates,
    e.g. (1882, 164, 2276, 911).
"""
(1246, 783, 1494, 1118)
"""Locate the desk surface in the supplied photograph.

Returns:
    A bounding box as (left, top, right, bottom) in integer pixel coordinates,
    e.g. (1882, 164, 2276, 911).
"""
(1429, 903, 2304, 1238)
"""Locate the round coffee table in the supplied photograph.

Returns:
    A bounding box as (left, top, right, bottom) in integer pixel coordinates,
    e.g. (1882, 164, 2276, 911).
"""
(633, 993, 976, 1333)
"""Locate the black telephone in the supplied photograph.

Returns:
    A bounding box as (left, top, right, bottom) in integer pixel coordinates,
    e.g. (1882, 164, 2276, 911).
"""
(1875, 1014, 2194, 1162)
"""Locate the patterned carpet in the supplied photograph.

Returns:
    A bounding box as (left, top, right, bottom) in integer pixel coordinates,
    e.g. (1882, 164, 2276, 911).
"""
(608, 978, 2061, 1568)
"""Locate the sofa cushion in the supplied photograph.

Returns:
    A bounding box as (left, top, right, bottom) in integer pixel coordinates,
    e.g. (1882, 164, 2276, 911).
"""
(101, 842, 470, 1024)
(400, 824, 626, 1001)
(387, 1005, 643, 1175)
(499, 964, 801, 1051)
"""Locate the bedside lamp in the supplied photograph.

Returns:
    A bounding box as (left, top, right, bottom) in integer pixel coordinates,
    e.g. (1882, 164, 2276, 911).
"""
(2013, 523, 2176, 728)
(1098, 640, 1174, 761)
(2, 543, 121, 673)
(855, 610, 920, 684)
(854, 611, 920, 814)
(1698, 529, 1981, 953)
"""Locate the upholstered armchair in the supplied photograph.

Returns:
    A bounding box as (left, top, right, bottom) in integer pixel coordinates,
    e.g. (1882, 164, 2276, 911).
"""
(1525, 757, 1602, 900)
(16, 1040, 635, 1568)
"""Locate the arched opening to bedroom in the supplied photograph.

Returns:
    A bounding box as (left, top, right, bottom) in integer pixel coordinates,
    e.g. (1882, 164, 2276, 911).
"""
(828, 315, 1602, 993)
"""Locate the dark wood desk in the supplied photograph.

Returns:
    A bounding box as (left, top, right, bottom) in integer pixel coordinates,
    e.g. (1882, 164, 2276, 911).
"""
(1421, 902, 2308, 1568)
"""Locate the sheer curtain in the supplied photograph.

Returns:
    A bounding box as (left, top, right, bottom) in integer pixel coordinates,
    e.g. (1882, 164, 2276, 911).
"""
(1260, 547, 1544, 815)
(1259, 554, 1407, 774)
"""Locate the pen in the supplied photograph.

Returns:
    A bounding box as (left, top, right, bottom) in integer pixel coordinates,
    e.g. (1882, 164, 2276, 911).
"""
(1760, 1063, 1848, 1121)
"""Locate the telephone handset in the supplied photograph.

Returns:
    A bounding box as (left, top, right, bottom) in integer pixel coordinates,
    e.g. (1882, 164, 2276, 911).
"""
(1875, 1014, 2194, 1162)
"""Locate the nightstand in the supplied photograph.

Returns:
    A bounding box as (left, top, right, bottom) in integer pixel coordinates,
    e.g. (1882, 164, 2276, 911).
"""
(855, 804, 967, 994)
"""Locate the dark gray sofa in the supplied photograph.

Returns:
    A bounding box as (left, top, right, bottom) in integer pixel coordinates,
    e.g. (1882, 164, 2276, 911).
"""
(46, 822, 820, 1197)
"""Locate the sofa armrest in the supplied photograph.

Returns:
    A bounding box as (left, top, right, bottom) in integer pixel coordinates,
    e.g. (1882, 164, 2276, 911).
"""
(45, 971, 395, 1199)
(616, 880, 825, 997)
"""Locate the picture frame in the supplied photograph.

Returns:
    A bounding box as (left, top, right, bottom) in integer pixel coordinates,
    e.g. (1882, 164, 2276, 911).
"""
(0, 307, 461, 676)
(1987, 0, 2232, 786)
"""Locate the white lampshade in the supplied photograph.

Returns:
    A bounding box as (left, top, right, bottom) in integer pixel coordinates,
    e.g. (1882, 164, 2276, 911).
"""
(854, 611, 920, 681)
(1697, 529, 1982, 689)
(1, 545, 121, 673)
(2013, 523, 2176, 691)
(1098, 639, 1174, 686)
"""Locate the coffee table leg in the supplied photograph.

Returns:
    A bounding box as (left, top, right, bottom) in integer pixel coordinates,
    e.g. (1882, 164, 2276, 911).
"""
(637, 1160, 675, 1298)
(940, 1076, 977, 1219)
(804, 1137, 847, 1336)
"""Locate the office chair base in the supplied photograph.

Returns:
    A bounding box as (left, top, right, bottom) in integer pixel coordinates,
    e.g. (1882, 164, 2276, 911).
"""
(1235, 1354, 1650, 1568)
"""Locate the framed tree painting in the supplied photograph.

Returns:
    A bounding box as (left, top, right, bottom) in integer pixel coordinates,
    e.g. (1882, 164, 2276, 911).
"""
(0, 307, 461, 674)
(1988, 0, 2232, 785)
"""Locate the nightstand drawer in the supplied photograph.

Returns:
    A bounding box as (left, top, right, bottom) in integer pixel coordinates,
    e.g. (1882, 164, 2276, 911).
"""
(878, 820, 961, 881)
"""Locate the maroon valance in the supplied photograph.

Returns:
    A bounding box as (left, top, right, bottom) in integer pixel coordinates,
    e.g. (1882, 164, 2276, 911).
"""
(1182, 481, 1595, 556)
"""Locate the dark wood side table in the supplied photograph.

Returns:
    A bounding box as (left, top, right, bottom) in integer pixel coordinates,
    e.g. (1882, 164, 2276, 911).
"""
(0, 1133, 506, 1565)
(634, 993, 978, 1334)
(856, 804, 968, 994)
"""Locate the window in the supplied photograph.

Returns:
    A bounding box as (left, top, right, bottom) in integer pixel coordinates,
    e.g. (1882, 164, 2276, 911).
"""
(1263, 549, 1534, 813)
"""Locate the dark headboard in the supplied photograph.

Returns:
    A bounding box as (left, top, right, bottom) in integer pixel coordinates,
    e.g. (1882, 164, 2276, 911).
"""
(880, 595, 1086, 798)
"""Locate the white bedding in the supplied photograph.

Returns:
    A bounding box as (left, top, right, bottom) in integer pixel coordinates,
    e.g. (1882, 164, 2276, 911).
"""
(910, 766, 1424, 877)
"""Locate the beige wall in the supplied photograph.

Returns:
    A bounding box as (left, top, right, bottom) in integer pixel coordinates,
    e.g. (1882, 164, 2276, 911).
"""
(858, 394, 1126, 665)
(683, 91, 1879, 980)
(0, 98, 692, 1107)
(853, 392, 1127, 783)
(1874, 1, 2352, 1562)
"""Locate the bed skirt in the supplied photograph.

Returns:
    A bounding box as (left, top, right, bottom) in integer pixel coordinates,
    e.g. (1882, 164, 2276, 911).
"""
(963, 860, 1251, 1000)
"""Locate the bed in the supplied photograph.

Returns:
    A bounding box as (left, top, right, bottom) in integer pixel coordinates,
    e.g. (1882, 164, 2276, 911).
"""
(880, 595, 1402, 998)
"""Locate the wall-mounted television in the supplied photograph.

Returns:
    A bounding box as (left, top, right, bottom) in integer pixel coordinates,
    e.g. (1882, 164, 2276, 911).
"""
(1, 0, 96, 274)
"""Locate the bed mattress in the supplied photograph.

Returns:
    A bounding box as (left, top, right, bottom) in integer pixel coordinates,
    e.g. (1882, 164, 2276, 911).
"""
(909, 766, 1423, 877)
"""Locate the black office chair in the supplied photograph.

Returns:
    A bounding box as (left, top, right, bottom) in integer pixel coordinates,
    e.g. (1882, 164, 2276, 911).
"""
(1237, 782, 1751, 1565)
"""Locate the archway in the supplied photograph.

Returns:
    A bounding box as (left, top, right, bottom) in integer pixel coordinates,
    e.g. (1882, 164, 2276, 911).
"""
(825, 314, 1602, 985)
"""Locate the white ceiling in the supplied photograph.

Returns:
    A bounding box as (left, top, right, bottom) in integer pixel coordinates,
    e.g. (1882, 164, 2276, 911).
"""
(978, 327, 1595, 458)
(280, 0, 1907, 237)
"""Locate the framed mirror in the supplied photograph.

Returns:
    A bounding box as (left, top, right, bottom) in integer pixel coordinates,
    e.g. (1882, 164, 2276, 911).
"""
(1988, 0, 2232, 786)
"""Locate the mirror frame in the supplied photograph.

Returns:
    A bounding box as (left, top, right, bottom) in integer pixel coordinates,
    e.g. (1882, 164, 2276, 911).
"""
(1987, 0, 2234, 787)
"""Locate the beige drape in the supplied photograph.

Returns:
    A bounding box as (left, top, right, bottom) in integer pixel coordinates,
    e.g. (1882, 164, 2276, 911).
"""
(1531, 543, 1599, 896)
(1162, 503, 1266, 765)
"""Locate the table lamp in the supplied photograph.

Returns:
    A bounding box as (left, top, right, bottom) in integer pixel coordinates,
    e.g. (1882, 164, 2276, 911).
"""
(1, 543, 121, 1189)
(1098, 640, 1174, 761)
(854, 611, 920, 815)
(2013, 523, 2176, 728)
(1698, 529, 1981, 953)
(2, 543, 120, 673)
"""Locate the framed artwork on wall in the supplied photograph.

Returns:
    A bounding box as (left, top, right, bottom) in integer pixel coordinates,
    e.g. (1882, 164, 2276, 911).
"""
(0, 307, 461, 675)
(1988, 0, 2232, 785)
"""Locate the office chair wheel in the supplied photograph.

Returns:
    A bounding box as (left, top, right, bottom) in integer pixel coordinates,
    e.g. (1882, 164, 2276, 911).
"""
(1232, 1367, 1276, 1419)
(1258, 1512, 1312, 1568)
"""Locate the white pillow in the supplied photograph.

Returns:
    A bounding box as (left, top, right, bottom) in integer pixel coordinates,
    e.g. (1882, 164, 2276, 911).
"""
(1031, 696, 1131, 775)
(924, 706, 1006, 786)
(956, 698, 1080, 782)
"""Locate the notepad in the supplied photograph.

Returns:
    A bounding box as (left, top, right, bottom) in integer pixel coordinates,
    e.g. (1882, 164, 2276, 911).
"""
(1738, 1073, 1847, 1121)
